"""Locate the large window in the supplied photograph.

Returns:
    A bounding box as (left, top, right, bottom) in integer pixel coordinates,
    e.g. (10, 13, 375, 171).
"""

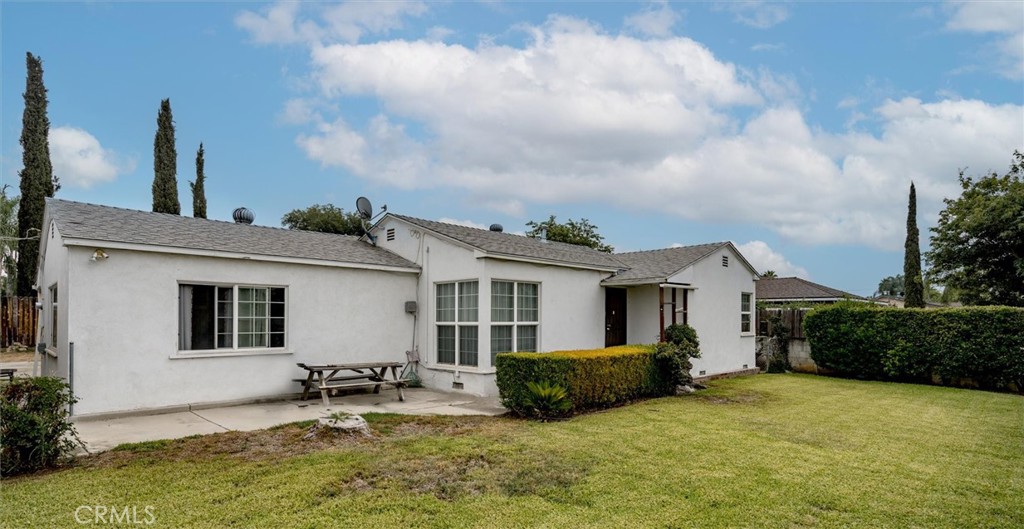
(179, 284, 285, 351)
(436, 281, 478, 366)
(491, 281, 539, 364)
(741, 292, 752, 333)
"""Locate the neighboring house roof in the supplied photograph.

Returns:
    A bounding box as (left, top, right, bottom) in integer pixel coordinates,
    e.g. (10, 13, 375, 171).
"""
(386, 214, 627, 271)
(45, 199, 419, 271)
(601, 243, 730, 286)
(756, 277, 864, 302)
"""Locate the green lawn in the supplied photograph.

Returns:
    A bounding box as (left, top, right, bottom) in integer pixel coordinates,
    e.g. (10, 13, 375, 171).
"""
(3, 374, 1022, 528)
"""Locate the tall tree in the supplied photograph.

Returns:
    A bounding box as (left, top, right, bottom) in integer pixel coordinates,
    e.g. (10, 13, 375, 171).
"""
(903, 182, 925, 308)
(525, 215, 613, 252)
(926, 152, 1024, 306)
(152, 98, 180, 214)
(281, 204, 364, 235)
(16, 52, 59, 296)
(190, 143, 207, 219)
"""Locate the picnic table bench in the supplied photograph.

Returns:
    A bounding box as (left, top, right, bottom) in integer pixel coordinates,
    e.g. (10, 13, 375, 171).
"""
(296, 362, 407, 406)
(1, 368, 15, 382)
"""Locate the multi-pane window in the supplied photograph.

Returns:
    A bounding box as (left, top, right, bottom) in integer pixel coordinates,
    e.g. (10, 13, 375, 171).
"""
(741, 292, 752, 333)
(436, 281, 478, 366)
(49, 284, 58, 348)
(179, 284, 286, 351)
(491, 281, 540, 364)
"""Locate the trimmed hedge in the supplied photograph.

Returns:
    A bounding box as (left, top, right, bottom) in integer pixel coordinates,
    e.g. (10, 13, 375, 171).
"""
(804, 304, 1024, 392)
(495, 345, 670, 414)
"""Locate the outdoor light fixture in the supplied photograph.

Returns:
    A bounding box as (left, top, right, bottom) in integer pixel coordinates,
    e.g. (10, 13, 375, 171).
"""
(91, 249, 109, 261)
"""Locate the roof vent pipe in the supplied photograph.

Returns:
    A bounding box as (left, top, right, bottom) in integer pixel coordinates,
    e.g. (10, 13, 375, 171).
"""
(489, 223, 503, 233)
(233, 207, 254, 225)
(539, 226, 548, 242)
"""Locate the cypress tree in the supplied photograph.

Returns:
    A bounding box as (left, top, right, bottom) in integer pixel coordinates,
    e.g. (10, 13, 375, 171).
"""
(904, 182, 925, 308)
(152, 98, 180, 214)
(190, 143, 207, 219)
(16, 52, 59, 296)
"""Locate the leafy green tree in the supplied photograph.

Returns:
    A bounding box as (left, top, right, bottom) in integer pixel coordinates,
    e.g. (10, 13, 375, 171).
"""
(189, 143, 207, 219)
(762, 270, 777, 278)
(1, 186, 20, 295)
(903, 183, 925, 308)
(525, 215, 613, 252)
(281, 204, 364, 235)
(16, 52, 59, 296)
(926, 151, 1024, 306)
(152, 98, 180, 214)
(877, 275, 904, 297)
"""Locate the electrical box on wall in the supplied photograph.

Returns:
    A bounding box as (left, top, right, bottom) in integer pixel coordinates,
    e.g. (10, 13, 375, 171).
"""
(404, 301, 417, 314)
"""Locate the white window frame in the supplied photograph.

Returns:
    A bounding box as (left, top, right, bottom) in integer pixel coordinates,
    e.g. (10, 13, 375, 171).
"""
(435, 280, 479, 367)
(178, 283, 287, 353)
(48, 283, 58, 351)
(741, 292, 753, 334)
(490, 280, 540, 365)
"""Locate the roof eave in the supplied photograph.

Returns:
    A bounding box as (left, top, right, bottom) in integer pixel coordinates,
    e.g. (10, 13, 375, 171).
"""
(60, 237, 421, 274)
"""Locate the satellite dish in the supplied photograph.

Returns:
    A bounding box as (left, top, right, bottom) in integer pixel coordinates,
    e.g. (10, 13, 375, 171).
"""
(356, 197, 373, 220)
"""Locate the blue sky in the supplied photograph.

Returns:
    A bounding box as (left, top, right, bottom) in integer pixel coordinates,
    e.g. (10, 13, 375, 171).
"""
(2, 1, 1022, 296)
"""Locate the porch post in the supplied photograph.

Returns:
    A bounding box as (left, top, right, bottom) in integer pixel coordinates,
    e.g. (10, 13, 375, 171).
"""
(658, 286, 665, 342)
(671, 288, 677, 326)
(683, 289, 689, 325)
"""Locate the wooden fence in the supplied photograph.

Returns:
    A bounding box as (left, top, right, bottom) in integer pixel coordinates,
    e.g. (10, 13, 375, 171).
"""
(1, 296, 38, 348)
(756, 307, 809, 340)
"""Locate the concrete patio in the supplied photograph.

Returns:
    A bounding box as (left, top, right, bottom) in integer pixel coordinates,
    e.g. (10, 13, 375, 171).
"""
(73, 388, 506, 453)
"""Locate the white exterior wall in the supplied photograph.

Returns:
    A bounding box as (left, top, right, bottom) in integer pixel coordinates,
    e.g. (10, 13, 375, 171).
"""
(373, 218, 607, 396)
(37, 221, 70, 380)
(62, 246, 417, 416)
(675, 246, 757, 376)
(626, 285, 661, 345)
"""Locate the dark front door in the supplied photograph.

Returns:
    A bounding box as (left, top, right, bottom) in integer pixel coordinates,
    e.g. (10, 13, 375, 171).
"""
(605, 288, 627, 347)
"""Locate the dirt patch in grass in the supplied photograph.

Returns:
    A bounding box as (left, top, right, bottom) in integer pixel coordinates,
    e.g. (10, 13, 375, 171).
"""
(76, 415, 505, 471)
(331, 445, 588, 502)
(0, 349, 34, 363)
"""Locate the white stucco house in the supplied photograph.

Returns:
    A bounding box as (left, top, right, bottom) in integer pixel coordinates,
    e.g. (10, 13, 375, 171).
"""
(36, 199, 758, 417)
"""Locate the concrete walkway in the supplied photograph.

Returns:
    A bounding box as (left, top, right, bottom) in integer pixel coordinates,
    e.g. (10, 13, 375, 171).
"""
(73, 388, 506, 453)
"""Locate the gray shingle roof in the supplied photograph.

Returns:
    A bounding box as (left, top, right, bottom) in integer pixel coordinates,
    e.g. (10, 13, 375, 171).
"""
(46, 199, 418, 270)
(601, 243, 728, 285)
(756, 277, 863, 301)
(388, 214, 627, 270)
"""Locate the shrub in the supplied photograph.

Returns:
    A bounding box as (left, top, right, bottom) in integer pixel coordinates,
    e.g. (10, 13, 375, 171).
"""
(496, 345, 669, 415)
(1, 377, 83, 476)
(524, 381, 572, 419)
(655, 324, 702, 387)
(805, 305, 1024, 392)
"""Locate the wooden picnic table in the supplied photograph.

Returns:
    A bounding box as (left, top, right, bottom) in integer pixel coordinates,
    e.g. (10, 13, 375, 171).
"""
(296, 362, 407, 406)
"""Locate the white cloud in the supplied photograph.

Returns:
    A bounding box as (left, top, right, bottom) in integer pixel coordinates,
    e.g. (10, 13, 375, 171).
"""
(750, 42, 784, 52)
(438, 217, 489, 230)
(426, 25, 455, 42)
(945, 0, 1024, 79)
(269, 14, 1023, 250)
(717, 1, 790, 29)
(735, 241, 809, 278)
(235, 2, 320, 45)
(49, 126, 135, 189)
(624, 1, 681, 37)
(235, 1, 427, 45)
